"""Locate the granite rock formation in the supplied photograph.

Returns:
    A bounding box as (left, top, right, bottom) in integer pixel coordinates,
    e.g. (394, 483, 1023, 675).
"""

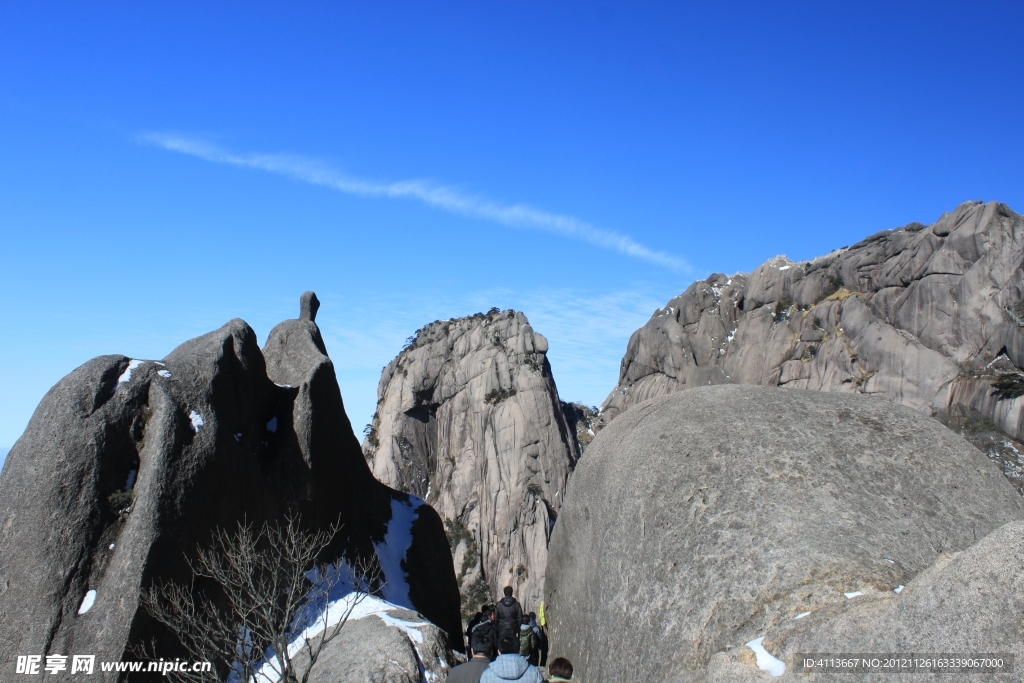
(365, 309, 578, 617)
(601, 201, 1024, 493)
(545, 385, 1024, 683)
(561, 402, 601, 452)
(763, 519, 1024, 682)
(302, 601, 460, 683)
(0, 292, 462, 678)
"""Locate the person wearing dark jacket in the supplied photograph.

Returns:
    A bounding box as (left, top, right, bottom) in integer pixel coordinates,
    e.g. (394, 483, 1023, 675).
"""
(494, 586, 523, 643)
(470, 606, 498, 660)
(465, 604, 489, 656)
(447, 630, 496, 683)
(527, 611, 547, 666)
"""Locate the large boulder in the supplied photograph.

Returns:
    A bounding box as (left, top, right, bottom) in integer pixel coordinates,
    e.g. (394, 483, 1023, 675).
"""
(298, 599, 460, 683)
(762, 518, 1024, 682)
(600, 201, 1024, 494)
(365, 310, 578, 616)
(545, 385, 1024, 683)
(0, 293, 462, 677)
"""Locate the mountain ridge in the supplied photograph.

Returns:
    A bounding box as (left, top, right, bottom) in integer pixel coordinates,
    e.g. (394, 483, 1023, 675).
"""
(599, 200, 1024, 493)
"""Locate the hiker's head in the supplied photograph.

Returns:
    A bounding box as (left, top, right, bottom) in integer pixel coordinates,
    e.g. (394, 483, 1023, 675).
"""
(471, 632, 494, 658)
(521, 615, 530, 625)
(498, 634, 520, 655)
(503, 586, 513, 597)
(548, 657, 574, 679)
(480, 604, 489, 613)
(528, 611, 536, 619)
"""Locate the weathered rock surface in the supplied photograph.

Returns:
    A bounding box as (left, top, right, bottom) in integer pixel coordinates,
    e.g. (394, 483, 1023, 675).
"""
(762, 519, 1024, 682)
(545, 385, 1024, 683)
(936, 412, 1024, 495)
(602, 201, 1024, 486)
(303, 603, 460, 683)
(365, 310, 578, 617)
(0, 293, 462, 678)
(561, 402, 601, 452)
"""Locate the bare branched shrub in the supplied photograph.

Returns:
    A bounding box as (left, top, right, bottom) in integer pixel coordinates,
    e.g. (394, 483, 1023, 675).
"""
(140, 514, 381, 683)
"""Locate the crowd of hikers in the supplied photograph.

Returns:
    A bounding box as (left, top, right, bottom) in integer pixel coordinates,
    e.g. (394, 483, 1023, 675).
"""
(446, 586, 576, 683)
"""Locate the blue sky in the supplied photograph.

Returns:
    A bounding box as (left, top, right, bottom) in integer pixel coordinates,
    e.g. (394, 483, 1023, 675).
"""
(2, 2, 1023, 464)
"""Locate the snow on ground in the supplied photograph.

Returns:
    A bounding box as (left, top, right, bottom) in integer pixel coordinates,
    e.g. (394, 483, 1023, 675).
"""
(373, 495, 425, 609)
(157, 369, 172, 378)
(189, 411, 204, 432)
(794, 611, 811, 619)
(251, 592, 434, 683)
(894, 585, 904, 594)
(746, 636, 786, 677)
(114, 360, 144, 391)
(844, 590, 864, 599)
(77, 590, 97, 615)
(244, 498, 433, 683)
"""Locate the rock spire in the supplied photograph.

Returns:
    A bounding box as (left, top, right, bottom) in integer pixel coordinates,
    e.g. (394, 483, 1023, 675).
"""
(365, 309, 578, 617)
(0, 292, 464, 672)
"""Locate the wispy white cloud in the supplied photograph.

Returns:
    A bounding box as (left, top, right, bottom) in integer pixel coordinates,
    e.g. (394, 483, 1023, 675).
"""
(137, 133, 689, 271)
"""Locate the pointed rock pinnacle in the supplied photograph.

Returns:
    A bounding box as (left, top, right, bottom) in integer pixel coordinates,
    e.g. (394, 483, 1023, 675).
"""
(300, 291, 320, 322)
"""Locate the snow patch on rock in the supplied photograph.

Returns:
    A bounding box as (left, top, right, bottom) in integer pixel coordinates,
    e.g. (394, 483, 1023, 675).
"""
(77, 590, 97, 615)
(374, 495, 425, 609)
(114, 360, 144, 391)
(254, 592, 435, 683)
(746, 636, 785, 676)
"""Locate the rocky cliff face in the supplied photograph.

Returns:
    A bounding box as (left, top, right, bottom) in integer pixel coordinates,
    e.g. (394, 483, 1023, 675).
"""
(0, 293, 463, 677)
(761, 518, 1024, 683)
(546, 385, 1024, 683)
(560, 402, 601, 452)
(365, 309, 578, 617)
(602, 201, 1024, 493)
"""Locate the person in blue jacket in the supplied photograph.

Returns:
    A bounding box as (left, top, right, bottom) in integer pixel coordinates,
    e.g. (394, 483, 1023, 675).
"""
(478, 634, 543, 683)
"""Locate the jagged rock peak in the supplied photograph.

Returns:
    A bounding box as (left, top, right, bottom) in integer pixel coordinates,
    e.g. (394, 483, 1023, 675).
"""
(601, 200, 1024, 492)
(0, 296, 464, 673)
(300, 290, 320, 322)
(365, 308, 578, 619)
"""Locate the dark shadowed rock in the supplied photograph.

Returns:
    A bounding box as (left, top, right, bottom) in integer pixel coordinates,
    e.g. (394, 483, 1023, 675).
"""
(300, 290, 321, 322)
(545, 385, 1024, 683)
(0, 293, 462, 678)
(601, 202, 1024, 496)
